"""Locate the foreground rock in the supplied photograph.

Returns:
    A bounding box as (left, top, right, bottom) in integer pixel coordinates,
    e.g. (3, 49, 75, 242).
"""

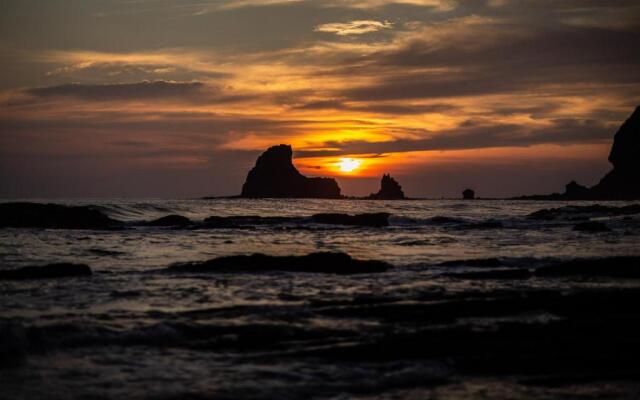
(311, 213, 390, 227)
(535, 256, 640, 278)
(0, 202, 122, 229)
(240, 145, 342, 198)
(572, 221, 609, 232)
(515, 106, 640, 200)
(143, 214, 193, 227)
(0, 263, 92, 280)
(168, 252, 391, 274)
(199, 213, 390, 228)
(444, 269, 532, 280)
(203, 215, 294, 228)
(367, 174, 406, 200)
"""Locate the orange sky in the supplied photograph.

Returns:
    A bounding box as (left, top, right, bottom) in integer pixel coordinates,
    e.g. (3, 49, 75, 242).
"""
(1, 0, 639, 197)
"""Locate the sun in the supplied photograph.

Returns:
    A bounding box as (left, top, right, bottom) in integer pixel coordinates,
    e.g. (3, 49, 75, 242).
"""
(338, 158, 362, 173)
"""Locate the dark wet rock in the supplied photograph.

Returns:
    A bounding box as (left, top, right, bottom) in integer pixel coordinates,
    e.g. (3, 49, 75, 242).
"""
(528, 204, 640, 220)
(427, 216, 466, 224)
(240, 144, 341, 198)
(311, 213, 390, 227)
(202, 215, 296, 228)
(0, 202, 122, 230)
(439, 258, 503, 268)
(0, 263, 92, 280)
(535, 256, 640, 278)
(572, 221, 609, 232)
(144, 214, 192, 227)
(168, 252, 391, 274)
(367, 174, 406, 200)
(299, 288, 640, 387)
(0, 322, 30, 362)
(443, 269, 532, 280)
(460, 220, 503, 230)
(88, 248, 126, 256)
(200, 214, 391, 228)
(462, 189, 475, 200)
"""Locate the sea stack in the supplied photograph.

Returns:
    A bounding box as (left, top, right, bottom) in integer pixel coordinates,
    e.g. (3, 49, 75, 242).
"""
(240, 145, 342, 198)
(368, 174, 406, 200)
(462, 189, 475, 200)
(590, 106, 640, 200)
(515, 106, 640, 200)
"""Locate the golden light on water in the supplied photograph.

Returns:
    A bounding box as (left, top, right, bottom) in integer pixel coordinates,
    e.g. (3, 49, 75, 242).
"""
(338, 158, 362, 173)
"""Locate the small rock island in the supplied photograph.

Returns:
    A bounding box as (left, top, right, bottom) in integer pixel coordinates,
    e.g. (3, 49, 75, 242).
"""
(240, 144, 342, 198)
(463, 189, 476, 200)
(238, 144, 408, 199)
(367, 174, 406, 200)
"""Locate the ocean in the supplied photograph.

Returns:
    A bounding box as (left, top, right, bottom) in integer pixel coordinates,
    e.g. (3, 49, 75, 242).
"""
(2, 198, 640, 399)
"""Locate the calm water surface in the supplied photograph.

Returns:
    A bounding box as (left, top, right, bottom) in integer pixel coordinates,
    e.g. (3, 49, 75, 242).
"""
(2, 199, 640, 399)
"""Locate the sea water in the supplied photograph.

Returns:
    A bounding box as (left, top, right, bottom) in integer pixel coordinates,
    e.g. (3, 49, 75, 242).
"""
(1, 199, 640, 399)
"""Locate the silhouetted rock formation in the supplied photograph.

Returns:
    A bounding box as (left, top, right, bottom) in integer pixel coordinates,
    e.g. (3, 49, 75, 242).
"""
(367, 174, 406, 200)
(0, 263, 92, 280)
(311, 213, 390, 227)
(240, 145, 341, 198)
(462, 189, 475, 200)
(0, 202, 122, 230)
(591, 106, 640, 199)
(168, 252, 391, 274)
(563, 181, 590, 199)
(516, 106, 640, 200)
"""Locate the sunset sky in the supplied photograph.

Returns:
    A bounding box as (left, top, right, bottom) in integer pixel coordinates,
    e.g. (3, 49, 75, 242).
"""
(1, 0, 639, 198)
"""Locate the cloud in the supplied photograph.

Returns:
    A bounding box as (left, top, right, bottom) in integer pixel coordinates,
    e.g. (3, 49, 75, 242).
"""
(293, 99, 456, 114)
(2, 0, 640, 198)
(26, 81, 205, 101)
(214, 0, 455, 11)
(295, 117, 613, 157)
(315, 20, 393, 36)
(332, 15, 640, 103)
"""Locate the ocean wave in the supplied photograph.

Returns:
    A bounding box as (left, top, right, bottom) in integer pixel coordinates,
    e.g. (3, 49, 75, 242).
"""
(389, 215, 467, 226)
(11, 201, 630, 233)
(528, 204, 640, 221)
(409, 255, 640, 277)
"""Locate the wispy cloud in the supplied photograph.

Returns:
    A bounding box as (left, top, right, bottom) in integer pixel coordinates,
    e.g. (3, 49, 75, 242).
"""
(212, 0, 455, 11)
(27, 81, 205, 101)
(2, 0, 639, 197)
(315, 20, 393, 36)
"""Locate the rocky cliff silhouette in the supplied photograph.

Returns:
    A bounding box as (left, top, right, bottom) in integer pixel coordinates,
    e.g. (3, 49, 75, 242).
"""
(517, 106, 640, 200)
(590, 106, 640, 199)
(240, 144, 342, 198)
(367, 174, 406, 200)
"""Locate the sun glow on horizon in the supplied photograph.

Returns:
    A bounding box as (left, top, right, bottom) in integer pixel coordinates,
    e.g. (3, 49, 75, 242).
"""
(338, 157, 362, 173)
